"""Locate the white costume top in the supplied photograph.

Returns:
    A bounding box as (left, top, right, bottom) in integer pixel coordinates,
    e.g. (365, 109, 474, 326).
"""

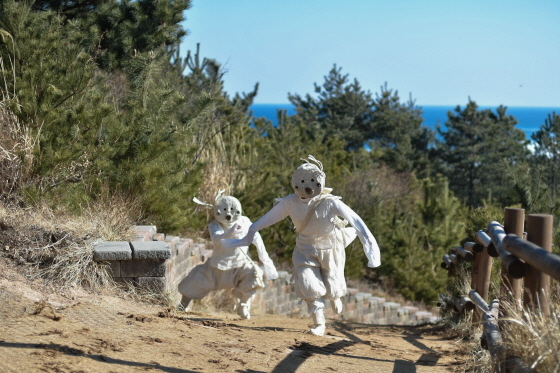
(209, 216, 278, 280)
(223, 193, 381, 268)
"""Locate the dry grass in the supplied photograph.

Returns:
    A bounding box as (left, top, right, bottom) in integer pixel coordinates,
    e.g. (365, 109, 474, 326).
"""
(436, 264, 495, 372)
(440, 263, 560, 372)
(500, 293, 560, 372)
(0, 195, 139, 291)
(0, 102, 35, 205)
(0, 95, 144, 294)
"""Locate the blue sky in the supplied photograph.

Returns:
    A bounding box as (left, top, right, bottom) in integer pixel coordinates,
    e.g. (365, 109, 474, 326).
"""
(180, 1, 560, 107)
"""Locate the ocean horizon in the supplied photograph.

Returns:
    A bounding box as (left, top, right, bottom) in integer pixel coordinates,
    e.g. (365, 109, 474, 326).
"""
(249, 103, 560, 139)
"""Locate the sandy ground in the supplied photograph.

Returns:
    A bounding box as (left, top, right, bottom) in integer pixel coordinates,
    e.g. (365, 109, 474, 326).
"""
(0, 260, 469, 373)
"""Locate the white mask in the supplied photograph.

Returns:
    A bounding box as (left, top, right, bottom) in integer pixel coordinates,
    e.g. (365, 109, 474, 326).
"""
(291, 157, 326, 199)
(214, 196, 242, 225)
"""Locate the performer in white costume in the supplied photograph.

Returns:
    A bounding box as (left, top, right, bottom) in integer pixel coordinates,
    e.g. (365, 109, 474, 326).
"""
(222, 156, 380, 336)
(178, 192, 278, 319)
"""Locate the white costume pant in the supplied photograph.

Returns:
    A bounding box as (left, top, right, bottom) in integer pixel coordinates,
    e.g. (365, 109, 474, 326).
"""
(292, 246, 347, 312)
(177, 260, 263, 303)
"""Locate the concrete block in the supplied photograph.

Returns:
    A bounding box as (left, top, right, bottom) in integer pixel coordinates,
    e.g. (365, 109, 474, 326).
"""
(397, 308, 409, 317)
(130, 241, 171, 260)
(383, 302, 401, 311)
(134, 225, 157, 241)
(120, 259, 166, 277)
(355, 292, 372, 301)
(93, 241, 132, 261)
(402, 306, 419, 315)
(136, 276, 166, 292)
(176, 242, 192, 259)
(201, 249, 213, 261)
(190, 245, 200, 257)
(181, 238, 194, 247)
(347, 288, 359, 295)
(107, 260, 121, 277)
(153, 233, 166, 241)
(370, 297, 386, 306)
(415, 311, 433, 320)
(165, 235, 181, 252)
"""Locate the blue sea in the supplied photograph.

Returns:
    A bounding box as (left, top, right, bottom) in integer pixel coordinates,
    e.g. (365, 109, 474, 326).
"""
(249, 103, 560, 139)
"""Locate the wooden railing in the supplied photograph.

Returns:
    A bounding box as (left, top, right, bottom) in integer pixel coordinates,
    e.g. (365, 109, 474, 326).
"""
(440, 208, 559, 373)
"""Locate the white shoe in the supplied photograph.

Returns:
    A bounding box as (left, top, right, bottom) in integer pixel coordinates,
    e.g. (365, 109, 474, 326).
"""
(237, 303, 251, 319)
(308, 308, 326, 336)
(308, 324, 326, 336)
(331, 298, 343, 314)
(180, 296, 192, 312)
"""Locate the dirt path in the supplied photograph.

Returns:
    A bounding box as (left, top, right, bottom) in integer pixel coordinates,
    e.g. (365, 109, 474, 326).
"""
(0, 257, 468, 373)
(0, 281, 467, 373)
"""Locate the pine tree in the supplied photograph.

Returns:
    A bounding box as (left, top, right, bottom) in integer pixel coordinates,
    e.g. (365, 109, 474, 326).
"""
(288, 64, 375, 150)
(369, 84, 435, 178)
(30, 0, 192, 71)
(436, 100, 529, 207)
(0, 0, 259, 233)
(531, 112, 560, 202)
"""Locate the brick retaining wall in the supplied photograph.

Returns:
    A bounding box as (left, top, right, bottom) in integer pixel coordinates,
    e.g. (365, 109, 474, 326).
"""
(93, 226, 437, 325)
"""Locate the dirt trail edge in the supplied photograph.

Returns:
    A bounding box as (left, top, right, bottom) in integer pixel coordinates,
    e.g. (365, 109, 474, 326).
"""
(0, 284, 468, 373)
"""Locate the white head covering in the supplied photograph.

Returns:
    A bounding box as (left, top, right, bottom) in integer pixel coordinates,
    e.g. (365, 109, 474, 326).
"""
(291, 155, 326, 199)
(193, 190, 242, 226)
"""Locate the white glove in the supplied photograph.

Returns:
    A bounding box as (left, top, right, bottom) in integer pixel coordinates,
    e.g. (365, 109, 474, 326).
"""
(261, 259, 279, 280)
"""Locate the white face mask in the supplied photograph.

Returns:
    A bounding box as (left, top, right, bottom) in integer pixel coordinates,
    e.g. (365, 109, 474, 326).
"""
(214, 196, 242, 225)
(291, 164, 325, 199)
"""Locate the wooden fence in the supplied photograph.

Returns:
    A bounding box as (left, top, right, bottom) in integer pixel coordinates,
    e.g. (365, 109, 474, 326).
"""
(440, 208, 560, 373)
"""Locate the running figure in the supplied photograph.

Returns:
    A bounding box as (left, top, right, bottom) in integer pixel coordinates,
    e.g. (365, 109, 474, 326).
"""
(222, 156, 380, 335)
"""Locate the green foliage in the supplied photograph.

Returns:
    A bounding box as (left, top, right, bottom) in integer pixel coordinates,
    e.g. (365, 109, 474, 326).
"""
(368, 84, 436, 178)
(288, 64, 375, 150)
(31, 0, 191, 71)
(463, 205, 503, 240)
(437, 100, 529, 208)
(4, 0, 558, 308)
(334, 162, 466, 300)
(375, 177, 467, 301)
(0, 0, 256, 234)
(288, 65, 436, 178)
(531, 112, 560, 203)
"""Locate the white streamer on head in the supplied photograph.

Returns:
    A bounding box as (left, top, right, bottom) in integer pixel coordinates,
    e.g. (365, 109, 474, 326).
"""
(192, 197, 213, 207)
(307, 154, 323, 172)
(193, 189, 229, 208)
(214, 189, 226, 204)
(299, 155, 325, 178)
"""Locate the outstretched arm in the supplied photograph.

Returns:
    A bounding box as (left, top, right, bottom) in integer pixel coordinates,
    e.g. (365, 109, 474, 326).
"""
(332, 199, 381, 268)
(252, 230, 278, 280)
(221, 200, 289, 250)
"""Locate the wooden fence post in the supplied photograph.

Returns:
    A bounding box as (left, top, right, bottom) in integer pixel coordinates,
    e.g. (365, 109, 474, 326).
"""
(502, 208, 525, 310)
(525, 214, 554, 316)
(472, 230, 494, 325)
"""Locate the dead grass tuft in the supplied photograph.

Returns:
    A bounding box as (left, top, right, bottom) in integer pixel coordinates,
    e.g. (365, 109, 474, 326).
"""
(0, 103, 35, 205)
(0, 195, 139, 291)
(436, 264, 495, 372)
(500, 296, 560, 372)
